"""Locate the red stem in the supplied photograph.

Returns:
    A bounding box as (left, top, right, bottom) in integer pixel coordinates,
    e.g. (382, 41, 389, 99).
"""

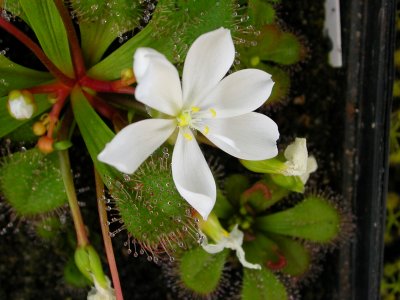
(28, 81, 73, 94)
(80, 76, 135, 95)
(54, 0, 86, 79)
(47, 89, 70, 138)
(0, 17, 75, 85)
(95, 170, 124, 300)
(83, 91, 119, 120)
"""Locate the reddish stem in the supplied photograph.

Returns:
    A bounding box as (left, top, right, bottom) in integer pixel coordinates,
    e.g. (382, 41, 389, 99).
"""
(0, 17, 75, 85)
(47, 89, 70, 138)
(80, 76, 135, 95)
(28, 81, 73, 94)
(83, 91, 119, 120)
(54, 0, 86, 79)
(95, 170, 124, 300)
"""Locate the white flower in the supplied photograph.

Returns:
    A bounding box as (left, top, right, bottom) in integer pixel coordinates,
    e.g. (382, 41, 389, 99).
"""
(283, 138, 317, 183)
(98, 28, 279, 219)
(87, 276, 115, 300)
(7, 90, 36, 120)
(202, 224, 261, 270)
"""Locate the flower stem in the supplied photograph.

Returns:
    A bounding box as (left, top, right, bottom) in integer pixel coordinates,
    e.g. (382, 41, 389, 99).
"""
(80, 76, 135, 94)
(58, 149, 89, 247)
(94, 169, 124, 300)
(54, 0, 86, 79)
(0, 17, 75, 85)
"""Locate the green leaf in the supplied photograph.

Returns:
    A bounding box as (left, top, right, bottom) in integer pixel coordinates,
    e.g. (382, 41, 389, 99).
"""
(256, 195, 341, 243)
(270, 173, 305, 193)
(242, 268, 288, 300)
(0, 0, 29, 25)
(240, 156, 287, 174)
(88, 23, 170, 80)
(0, 55, 52, 97)
(179, 247, 228, 295)
(248, 0, 276, 26)
(70, 87, 118, 181)
(0, 94, 51, 138)
(0, 148, 67, 216)
(269, 234, 311, 277)
(79, 22, 119, 67)
(19, 0, 74, 76)
(213, 189, 235, 219)
(243, 234, 281, 265)
(224, 174, 251, 207)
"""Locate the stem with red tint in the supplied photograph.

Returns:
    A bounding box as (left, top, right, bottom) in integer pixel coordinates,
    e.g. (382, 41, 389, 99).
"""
(54, 0, 86, 78)
(0, 17, 74, 85)
(83, 91, 119, 120)
(94, 169, 124, 300)
(47, 89, 70, 138)
(80, 76, 135, 95)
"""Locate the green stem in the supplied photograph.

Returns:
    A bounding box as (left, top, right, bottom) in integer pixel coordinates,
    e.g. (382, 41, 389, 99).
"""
(95, 169, 124, 300)
(58, 150, 89, 246)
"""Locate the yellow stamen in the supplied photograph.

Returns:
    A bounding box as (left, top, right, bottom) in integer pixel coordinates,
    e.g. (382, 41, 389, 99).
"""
(209, 108, 217, 118)
(191, 106, 200, 112)
(203, 126, 209, 135)
(177, 111, 191, 127)
(183, 133, 193, 141)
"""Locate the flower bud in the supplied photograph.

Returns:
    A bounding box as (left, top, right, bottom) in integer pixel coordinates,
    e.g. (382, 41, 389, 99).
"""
(32, 121, 47, 136)
(37, 136, 54, 154)
(7, 90, 37, 120)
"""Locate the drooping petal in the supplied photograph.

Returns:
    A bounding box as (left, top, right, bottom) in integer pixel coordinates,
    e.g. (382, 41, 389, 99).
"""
(204, 112, 279, 160)
(172, 130, 216, 220)
(98, 119, 176, 174)
(134, 48, 182, 116)
(199, 69, 274, 118)
(283, 138, 308, 176)
(182, 28, 235, 107)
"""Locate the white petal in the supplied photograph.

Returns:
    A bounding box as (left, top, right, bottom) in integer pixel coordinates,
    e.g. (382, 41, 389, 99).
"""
(199, 69, 274, 118)
(204, 112, 279, 160)
(235, 247, 261, 270)
(283, 138, 308, 176)
(134, 48, 182, 116)
(300, 155, 318, 184)
(172, 130, 216, 219)
(98, 119, 176, 174)
(182, 28, 235, 106)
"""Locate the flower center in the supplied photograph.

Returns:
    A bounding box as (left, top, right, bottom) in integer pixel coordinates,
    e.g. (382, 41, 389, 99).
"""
(176, 106, 217, 140)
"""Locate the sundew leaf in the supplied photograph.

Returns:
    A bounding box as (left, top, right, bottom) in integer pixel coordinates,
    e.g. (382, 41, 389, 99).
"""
(242, 268, 288, 300)
(0, 94, 51, 138)
(269, 234, 311, 277)
(75, 0, 143, 67)
(89, 0, 242, 80)
(179, 247, 228, 295)
(256, 195, 341, 243)
(243, 234, 281, 265)
(19, 0, 74, 77)
(248, 0, 276, 26)
(0, 55, 52, 97)
(0, 0, 29, 24)
(0, 148, 67, 216)
(70, 87, 118, 181)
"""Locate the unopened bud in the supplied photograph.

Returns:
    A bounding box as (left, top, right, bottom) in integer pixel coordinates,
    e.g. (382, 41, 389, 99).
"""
(7, 90, 37, 120)
(121, 68, 135, 82)
(37, 136, 54, 154)
(32, 121, 47, 136)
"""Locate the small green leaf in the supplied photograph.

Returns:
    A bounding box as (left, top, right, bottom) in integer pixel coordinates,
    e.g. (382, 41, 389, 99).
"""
(0, 55, 52, 97)
(256, 195, 341, 243)
(19, 0, 74, 76)
(224, 174, 251, 207)
(88, 23, 171, 80)
(269, 234, 311, 277)
(243, 234, 280, 265)
(270, 173, 305, 193)
(0, 94, 51, 138)
(240, 157, 287, 174)
(70, 87, 118, 180)
(242, 268, 288, 300)
(179, 247, 228, 295)
(248, 0, 276, 26)
(213, 189, 234, 219)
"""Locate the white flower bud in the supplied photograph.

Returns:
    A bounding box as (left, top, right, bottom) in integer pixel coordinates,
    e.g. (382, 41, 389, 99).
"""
(7, 90, 37, 120)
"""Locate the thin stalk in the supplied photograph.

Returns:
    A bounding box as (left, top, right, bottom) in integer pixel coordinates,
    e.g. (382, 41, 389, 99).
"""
(94, 169, 124, 300)
(80, 76, 135, 94)
(0, 17, 75, 85)
(54, 0, 86, 79)
(58, 149, 89, 247)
